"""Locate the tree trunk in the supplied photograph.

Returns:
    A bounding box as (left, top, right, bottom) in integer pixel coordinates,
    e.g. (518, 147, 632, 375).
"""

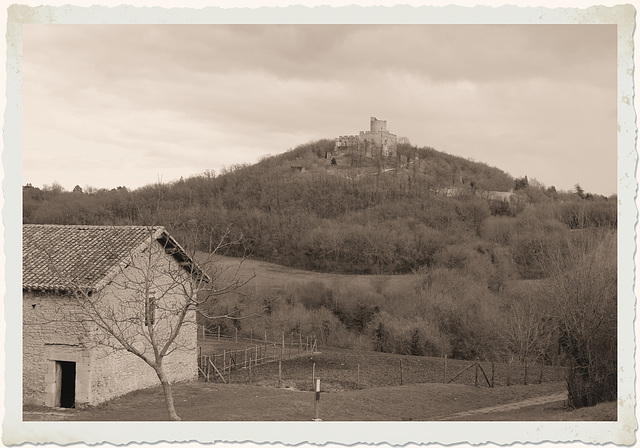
(156, 365, 181, 421)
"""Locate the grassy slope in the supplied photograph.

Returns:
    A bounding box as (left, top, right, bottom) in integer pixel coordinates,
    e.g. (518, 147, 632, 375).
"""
(207, 254, 424, 296)
(22, 381, 560, 421)
(24, 380, 618, 422)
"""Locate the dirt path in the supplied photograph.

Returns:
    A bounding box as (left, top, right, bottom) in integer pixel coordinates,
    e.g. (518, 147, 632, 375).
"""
(435, 392, 567, 420)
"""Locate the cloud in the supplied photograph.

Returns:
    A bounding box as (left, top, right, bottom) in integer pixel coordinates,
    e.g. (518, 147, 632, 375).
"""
(22, 24, 617, 194)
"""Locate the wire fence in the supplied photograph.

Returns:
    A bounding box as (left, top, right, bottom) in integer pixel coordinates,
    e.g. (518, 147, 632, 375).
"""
(196, 326, 566, 389)
(197, 326, 318, 383)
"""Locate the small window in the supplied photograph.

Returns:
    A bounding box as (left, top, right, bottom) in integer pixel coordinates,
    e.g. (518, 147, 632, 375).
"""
(145, 291, 156, 326)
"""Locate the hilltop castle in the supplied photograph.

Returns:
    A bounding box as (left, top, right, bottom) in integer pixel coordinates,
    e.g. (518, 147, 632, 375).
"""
(335, 117, 398, 156)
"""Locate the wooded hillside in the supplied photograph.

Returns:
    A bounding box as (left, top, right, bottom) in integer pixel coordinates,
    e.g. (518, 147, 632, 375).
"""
(24, 139, 615, 278)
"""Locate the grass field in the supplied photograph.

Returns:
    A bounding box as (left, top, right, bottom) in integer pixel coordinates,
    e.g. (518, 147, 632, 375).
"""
(202, 254, 420, 295)
(23, 379, 615, 422)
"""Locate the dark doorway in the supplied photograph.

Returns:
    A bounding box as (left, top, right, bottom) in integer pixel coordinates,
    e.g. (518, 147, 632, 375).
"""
(58, 361, 76, 408)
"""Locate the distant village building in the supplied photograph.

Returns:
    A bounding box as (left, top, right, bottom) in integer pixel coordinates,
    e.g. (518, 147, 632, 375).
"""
(23, 224, 203, 408)
(335, 117, 398, 156)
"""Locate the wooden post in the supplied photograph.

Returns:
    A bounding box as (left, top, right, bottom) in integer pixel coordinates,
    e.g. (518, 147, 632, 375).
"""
(539, 364, 544, 384)
(206, 357, 210, 382)
(218, 326, 220, 341)
(235, 327, 238, 343)
(278, 360, 282, 388)
(524, 359, 529, 385)
(265, 329, 268, 344)
(249, 357, 252, 383)
(491, 362, 495, 388)
(244, 348, 247, 369)
(223, 350, 226, 372)
(255, 345, 258, 366)
(443, 355, 447, 383)
(199, 346, 202, 358)
(299, 334, 302, 351)
(312, 362, 316, 390)
(475, 363, 479, 387)
(400, 359, 404, 386)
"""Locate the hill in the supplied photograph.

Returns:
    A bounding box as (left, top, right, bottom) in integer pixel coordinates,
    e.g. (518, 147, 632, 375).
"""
(23, 139, 615, 277)
(23, 138, 617, 407)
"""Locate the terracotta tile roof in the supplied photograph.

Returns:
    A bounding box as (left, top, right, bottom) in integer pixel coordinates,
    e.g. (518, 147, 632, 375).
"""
(23, 224, 209, 292)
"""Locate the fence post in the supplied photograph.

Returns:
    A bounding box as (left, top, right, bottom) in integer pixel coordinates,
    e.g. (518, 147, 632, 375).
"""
(218, 326, 220, 341)
(278, 360, 282, 388)
(491, 362, 495, 388)
(255, 345, 258, 366)
(313, 378, 321, 421)
(475, 362, 479, 387)
(539, 363, 544, 384)
(299, 334, 302, 351)
(524, 359, 529, 385)
(312, 362, 316, 390)
(223, 350, 226, 372)
(265, 329, 268, 344)
(249, 357, 252, 383)
(443, 355, 447, 383)
(235, 327, 238, 343)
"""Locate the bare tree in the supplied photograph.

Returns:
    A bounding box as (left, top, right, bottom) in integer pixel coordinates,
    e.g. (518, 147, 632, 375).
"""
(543, 230, 617, 407)
(499, 296, 554, 383)
(32, 225, 256, 420)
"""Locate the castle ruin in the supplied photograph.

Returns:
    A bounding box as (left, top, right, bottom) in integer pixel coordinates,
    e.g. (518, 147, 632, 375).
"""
(335, 117, 398, 157)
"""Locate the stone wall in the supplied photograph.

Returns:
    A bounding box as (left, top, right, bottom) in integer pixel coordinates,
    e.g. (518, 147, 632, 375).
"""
(23, 291, 91, 406)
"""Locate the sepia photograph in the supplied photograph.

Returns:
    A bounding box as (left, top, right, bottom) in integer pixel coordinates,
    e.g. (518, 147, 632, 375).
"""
(3, 2, 636, 446)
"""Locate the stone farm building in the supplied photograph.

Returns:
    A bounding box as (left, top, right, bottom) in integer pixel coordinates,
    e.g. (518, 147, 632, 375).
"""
(335, 117, 398, 156)
(23, 224, 207, 408)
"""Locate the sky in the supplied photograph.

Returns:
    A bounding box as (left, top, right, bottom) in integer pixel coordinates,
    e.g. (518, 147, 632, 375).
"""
(22, 24, 617, 195)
